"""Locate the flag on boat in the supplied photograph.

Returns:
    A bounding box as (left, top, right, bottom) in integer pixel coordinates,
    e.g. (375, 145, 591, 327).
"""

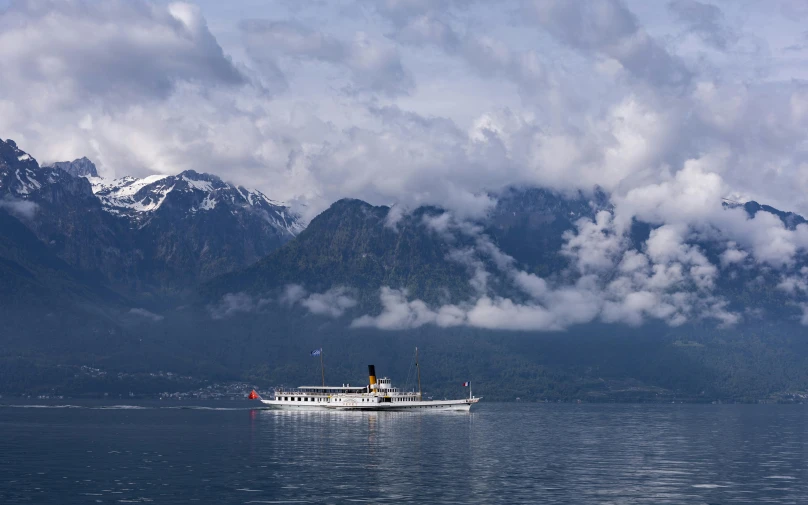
(248, 390, 259, 400)
(311, 348, 322, 357)
(462, 381, 470, 387)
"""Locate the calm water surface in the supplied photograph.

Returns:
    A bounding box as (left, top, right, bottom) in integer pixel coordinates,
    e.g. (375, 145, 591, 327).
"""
(1, 401, 807, 504)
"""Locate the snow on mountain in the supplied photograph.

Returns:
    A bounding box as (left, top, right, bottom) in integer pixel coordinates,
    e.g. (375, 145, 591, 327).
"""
(86, 169, 304, 235)
(1, 138, 80, 198)
(88, 174, 171, 213)
(2, 139, 304, 238)
(1, 139, 306, 294)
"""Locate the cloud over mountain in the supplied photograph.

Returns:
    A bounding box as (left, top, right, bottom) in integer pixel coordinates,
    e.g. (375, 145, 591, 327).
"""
(5, 0, 808, 299)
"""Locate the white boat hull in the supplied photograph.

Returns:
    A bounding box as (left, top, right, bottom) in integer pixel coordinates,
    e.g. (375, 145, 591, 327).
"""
(259, 398, 479, 412)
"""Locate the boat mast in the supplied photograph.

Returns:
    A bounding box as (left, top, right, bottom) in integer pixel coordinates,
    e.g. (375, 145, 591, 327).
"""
(415, 346, 422, 400)
(320, 348, 325, 387)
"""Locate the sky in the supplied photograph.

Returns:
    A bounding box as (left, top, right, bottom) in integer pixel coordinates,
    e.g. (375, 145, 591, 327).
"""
(2, 0, 808, 220)
(5, 0, 808, 330)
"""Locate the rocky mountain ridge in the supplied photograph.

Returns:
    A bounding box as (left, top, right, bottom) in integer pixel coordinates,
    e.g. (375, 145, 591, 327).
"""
(5, 137, 808, 402)
(1, 138, 303, 296)
(48, 157, 99, 178)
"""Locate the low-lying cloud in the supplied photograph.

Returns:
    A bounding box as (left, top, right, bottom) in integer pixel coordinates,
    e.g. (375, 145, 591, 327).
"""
(300, 287, 358, 317)
(128, 307, 164, 322)
(210, 285, 357, 320)
(351, 207, 742, 331)
(0, 198, 39, 220)
(208, 292, 271, 320)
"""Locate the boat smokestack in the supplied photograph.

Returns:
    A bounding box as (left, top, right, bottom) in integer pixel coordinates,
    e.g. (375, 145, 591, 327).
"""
(368, 365, 377, 391)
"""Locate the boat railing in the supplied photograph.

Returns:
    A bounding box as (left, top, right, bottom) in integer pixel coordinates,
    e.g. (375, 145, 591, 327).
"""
(272, 388, 422, 398)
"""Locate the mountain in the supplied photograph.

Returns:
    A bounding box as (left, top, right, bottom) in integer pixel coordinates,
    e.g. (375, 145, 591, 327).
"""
(0, 140, 303, 297)
(192, 192, 808, 402)
(86, 169, 302, 234)
(204, 188, 609, 304)
(206, 189, 807, 316)
(0, 207, 114, 305)
(47, 157, 99, 178)
(5, 137, 808, 402)
(205, 199, 478, 305)
(0, 205, 142, 389)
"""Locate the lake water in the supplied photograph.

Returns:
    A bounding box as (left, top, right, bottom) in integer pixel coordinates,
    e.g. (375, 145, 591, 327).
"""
(1, 401, 806, 504)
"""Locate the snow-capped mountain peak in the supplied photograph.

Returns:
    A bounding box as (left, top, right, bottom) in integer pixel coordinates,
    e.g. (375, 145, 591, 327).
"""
(81, 166, 303, 235)
(1, 139, 304, 294)
(1, 138, 90, 199)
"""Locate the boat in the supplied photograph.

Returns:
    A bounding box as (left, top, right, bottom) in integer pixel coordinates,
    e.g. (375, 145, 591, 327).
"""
(251, 348, 481, 411)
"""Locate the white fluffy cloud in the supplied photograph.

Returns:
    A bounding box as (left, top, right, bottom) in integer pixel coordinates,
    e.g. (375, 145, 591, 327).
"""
(524, 0, 693, 90)
(0, 198, 39, 220)
(128, 307, 165, 322)
(279, 285, 357, 318)
(240, 20, 414, 97)
(300, 286, 358, 317)
(2, 0, 806, 222)
(210, 285, 357, 319)
(0, 1, 243, 112)
(351, 209, 739, 331)
(209, 292, 270, 319)
(6, 0, 808, 316)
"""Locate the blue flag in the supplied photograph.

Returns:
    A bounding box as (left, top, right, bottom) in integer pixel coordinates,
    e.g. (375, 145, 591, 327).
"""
(311, 348, 322, 357)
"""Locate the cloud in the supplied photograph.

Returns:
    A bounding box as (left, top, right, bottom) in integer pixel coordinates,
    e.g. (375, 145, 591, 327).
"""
(280, 284, 307, 305)
(668, 0, 737, 50)
(240, 20, 414, 97)
(0, 0, 244, 111)
(351, 207, 739, 331)
(369, 1, 548, 96)
(351, 287, 466, 329)
(0, 198, 39, 220)
(5, 0, 808, 294)
(208, 292, 270, 319)
(562, 211, 626, 274)
(210, 286, 356, 319)
(720, 243, 748, 267)
(384, 204, 407, 230)
(522, 0, 691, 89)
(128, 307, 164, 322)
(279, 284, 358, 318)
(779, 272, 808, 295)
(300, 286, 358, 317)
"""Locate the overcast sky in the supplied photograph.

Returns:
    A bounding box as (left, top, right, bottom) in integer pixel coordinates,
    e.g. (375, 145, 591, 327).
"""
(7, 0, 808, 330)
(3, 0, 808, 221)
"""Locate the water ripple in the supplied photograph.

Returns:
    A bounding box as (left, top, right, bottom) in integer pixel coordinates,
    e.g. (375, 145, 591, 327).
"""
(0, 403, 807, 504)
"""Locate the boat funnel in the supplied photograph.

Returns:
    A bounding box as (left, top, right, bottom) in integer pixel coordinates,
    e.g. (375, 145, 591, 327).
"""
(368, 365, 377, 390)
